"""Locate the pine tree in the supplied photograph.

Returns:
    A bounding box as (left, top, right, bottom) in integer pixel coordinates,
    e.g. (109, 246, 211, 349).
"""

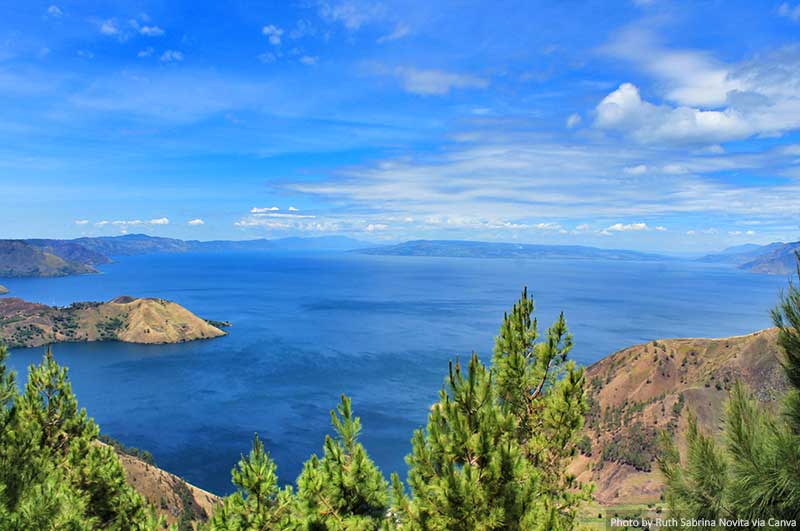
(0, 347, 161, 530)
(397, 289, 589, 531)
(209, 434, 300, 530)
(659, 251, 800, 525)
(296, 395, 388, 531)
(492, 288, 589, 522)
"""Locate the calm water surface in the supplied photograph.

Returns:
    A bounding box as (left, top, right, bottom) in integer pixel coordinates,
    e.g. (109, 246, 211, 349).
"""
(1, 252, 788, 494)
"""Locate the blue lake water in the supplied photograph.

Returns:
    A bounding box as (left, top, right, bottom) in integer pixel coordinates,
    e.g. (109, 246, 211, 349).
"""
(0, 251, 789, 495)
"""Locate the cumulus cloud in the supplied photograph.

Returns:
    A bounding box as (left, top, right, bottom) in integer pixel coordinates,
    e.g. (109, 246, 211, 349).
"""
(46, 5, 63, 17)
(596, 29, 800, 144)
(137, 47, 154, 58)
(600, 222, 650, 235)
(139, 25, 164, 36)
(187, 218, 204, 225)
(391, 67, 489, 96)
(262, 25, 284, 45)
(149, 217, 169, 225)
(74, 219, 89, 225)
(595, 83, 750, 144)
(299, 55, 318, 66)
(100, 20, 119, 35)
(159, 50, 183, 62)
(623, 164, 648, 175)
(251, 206, 280, 213)
(365, 223, 388, 232)
(288, 206, 299, 211)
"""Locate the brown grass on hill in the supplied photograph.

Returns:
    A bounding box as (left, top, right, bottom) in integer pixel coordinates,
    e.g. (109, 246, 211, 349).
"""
(572, 328, 787, 505)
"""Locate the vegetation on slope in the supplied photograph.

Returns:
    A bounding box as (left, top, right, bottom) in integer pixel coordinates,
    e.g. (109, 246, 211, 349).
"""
(0, 239, 98, 277)
(0, 296, 226, 348)
(658, 252, 800, 526)
(572, 329, 787, 504)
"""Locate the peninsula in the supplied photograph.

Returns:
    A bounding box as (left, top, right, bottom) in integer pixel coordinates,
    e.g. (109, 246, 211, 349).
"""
(0, 296, 227, 348)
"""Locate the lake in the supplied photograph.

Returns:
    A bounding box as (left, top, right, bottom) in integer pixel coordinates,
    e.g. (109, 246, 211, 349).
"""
(1, 251, 788, 494)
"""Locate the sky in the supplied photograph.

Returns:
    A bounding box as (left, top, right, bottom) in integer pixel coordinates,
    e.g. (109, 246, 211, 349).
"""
(1, 0, 800, 252)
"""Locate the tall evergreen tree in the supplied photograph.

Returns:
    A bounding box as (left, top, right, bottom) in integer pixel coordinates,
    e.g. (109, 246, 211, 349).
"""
(296, 395, 388, 531)
(209, 434, 300, 530)
(0, 347, 161, 530)
(396, 289, 589, 531)
(659, 251, 800, 525)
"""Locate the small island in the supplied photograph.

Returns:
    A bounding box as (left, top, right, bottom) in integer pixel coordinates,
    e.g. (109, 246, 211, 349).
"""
(0, 295, 227, 349)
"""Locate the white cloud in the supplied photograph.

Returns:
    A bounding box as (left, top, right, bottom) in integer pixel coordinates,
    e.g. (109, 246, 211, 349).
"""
(595, 83, 750, 144)
(318, 0, 386, 30)
(288, 206, 299, 211)
(149, 217, 169, 225)
(623, 164, 647, 175)
(139, 25, 164, 37)
(76, 50, 94, 59)
(258, 52, 277, 64)
(74, 219, 89, 225)
(100, 20, 119, 36)
(597, 30, 800, 144)
(299, 55, 318, 66)
(391, 67, 489, 96)
(160, 50, 183, 62)
(46, 5, 63, 17)
(187, 218, 205, 225)
(655, 225, 667, 231)
(251, 206, 280, 213)
(566, 113, 582, 128)
(779, 3, 800, 22)
(262, 25, 284, 46)
(365, 223, 388, 232)
(600, 222, 650, 235)
(377, 23, 410, 43)
(137, 47, 154, 58)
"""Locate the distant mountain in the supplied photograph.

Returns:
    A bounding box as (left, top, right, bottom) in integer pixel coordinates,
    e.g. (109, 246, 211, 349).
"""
(25, 238, 112, 265)
(699, 241, 799, 274)
(0, 234, 378, 278)
(740, 242, 800, 275)
(573, 328, 786, 505)
(355, 239, 667, 261)
(0, 240, 98, 278)
(73, 234, 194, 256)
(697, 241, 786, 265)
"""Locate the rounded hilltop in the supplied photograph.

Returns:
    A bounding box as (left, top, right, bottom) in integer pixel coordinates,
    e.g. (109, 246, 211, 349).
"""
(0, 295, 227, 349)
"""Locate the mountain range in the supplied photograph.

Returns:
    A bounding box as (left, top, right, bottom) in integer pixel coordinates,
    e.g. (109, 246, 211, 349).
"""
(354, 239, 668, 261)
(0, 235, 372, 278)
(1, 234, 797, 279)
(699, 241, 800, 274)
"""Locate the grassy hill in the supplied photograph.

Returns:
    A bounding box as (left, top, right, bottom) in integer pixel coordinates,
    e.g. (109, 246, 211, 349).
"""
(572, 328, 787, 505)
(0, 240, 99, 277)
(0, 296, 226, 348)
(102, 442, 220, 529)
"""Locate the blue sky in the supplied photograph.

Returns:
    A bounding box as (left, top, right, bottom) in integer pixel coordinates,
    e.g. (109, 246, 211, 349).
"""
(2, 0, 800, 251)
